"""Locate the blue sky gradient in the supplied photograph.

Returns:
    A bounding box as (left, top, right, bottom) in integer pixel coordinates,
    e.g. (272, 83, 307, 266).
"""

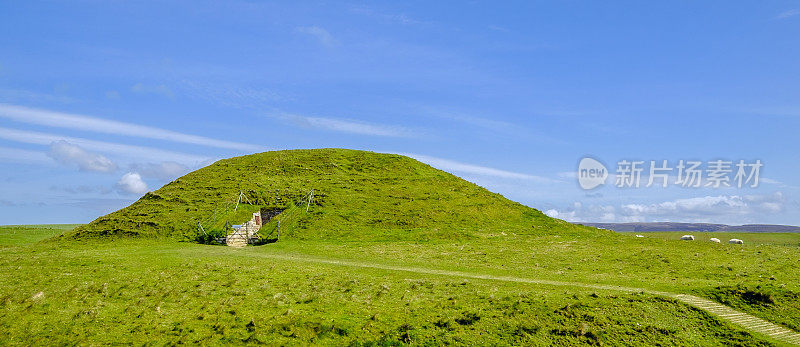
(1, 1, 798, 225)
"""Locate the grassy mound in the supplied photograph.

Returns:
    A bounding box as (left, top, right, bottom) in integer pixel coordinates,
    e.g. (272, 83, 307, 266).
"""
(67, 149, 593, 241)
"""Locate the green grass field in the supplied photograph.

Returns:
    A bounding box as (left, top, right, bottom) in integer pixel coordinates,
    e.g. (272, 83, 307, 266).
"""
(0, 224, 80, 246)
(3, 150, 799, 345)
(1, 225, 799, 345)
(624, 231, 800, 247)
(620, 231, 800, 332)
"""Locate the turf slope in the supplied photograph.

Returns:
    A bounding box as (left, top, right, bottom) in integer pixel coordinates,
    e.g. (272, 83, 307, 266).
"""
(69, 148, 595, 241)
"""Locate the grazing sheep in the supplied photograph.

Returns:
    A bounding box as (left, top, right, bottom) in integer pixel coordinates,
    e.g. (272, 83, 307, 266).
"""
(729, 239, 744, 244)
(710, 238, 721, 243)
(635, 235, 644, 238)
(681, 235, 695, 241)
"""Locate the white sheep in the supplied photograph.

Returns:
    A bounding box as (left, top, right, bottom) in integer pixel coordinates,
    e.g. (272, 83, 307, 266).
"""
(710, 238, 721, 243)
(680, 235, 695, 241)
(729, 239, 744, 244)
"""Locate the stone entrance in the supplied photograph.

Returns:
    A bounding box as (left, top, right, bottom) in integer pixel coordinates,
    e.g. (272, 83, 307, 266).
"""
(226, 212, 262, 247)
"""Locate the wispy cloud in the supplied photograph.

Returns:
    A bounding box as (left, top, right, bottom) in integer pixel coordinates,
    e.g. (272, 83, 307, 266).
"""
(776, 9, 800, 19)
(736, 106, 800, 117)
(0, 127, 208, 164)
(0, 104, 263, 152)
(130, 82, 175, 99)
(49, 185, 112, 195)
(0, 88, 76, 104)
(47, 140, 118, 173)
(487, 25, 510, 32)
(296, 26, 337, 47)
(760, 177, 798, 189)
(421, 107, 570, 144)
(397, 152, 556, 182)
(129, 161, 188, 180)
(105, 91, 121, 100)
(0, 200, 17, 207)
(61, 197, 136, 213)
(179, 80, 283, 109)
(435, 112, 517, 133)
(349, 6, 421, 25)
(276, 113, 416, 137)
(0, 146, 52, 165)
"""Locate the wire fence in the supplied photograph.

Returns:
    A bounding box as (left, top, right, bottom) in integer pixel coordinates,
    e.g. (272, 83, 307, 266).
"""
(196, 188, 317, 244)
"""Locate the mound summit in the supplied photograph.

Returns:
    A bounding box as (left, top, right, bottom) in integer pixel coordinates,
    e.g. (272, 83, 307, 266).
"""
(69, 149, 594, 241)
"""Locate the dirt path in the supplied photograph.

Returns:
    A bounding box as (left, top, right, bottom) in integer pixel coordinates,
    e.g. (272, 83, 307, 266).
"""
(256, 253, 800, 346)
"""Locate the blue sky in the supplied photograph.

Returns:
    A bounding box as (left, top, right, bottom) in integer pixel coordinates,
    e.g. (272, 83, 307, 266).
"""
(1, 1, 799, 225)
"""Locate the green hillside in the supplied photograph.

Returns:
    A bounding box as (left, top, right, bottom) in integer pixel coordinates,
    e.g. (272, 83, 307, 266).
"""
(68, 149, 593, 241)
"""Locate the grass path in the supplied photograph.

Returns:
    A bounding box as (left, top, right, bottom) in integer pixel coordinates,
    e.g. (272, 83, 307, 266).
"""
(255, 253, 800, 346)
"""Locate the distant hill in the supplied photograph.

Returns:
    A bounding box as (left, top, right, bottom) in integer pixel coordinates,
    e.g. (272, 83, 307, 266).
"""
(67, 149, 599, 241)
(577, 222, 800, 233)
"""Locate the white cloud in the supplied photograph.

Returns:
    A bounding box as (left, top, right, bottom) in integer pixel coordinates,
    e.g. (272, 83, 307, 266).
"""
(130, 83, 175, 99)
(546, 202, 617, 222)
(0, 104, 262, 152)
(0, 127, 209, 164)
(278, 113, 415, 137)
(129, 161, 189, 180)
(620, 193, 786, 219)
(116, 172, 149, 195)
(296, 26, 337, 46)
(397, 152, 557, 182)
(776, 9, 799, 19)
(47, 140, 118, 173)
(545, 192, 787, 224)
